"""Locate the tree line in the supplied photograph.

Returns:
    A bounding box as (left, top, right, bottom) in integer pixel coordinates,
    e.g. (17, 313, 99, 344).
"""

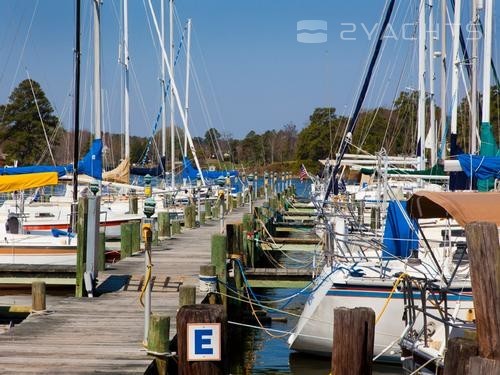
(0, 79, 497, 174)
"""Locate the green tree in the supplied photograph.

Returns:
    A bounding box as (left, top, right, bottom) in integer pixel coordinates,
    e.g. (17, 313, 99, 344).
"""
(0, 79, 60, 164)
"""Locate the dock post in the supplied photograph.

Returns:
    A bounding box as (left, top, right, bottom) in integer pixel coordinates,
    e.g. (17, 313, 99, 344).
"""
(443, 337, 478, 375)
(131, 220, 141, 253)
(75, 197, 88, 298)
(128, 190, 138, 214)
(171, 220, 181, 235)
(147, 314, 170, 375)
(219, 196, 225, 234)
(98, 231, 105, 271)
(120, 223, 132, 258)
(177, 304, 228, 374)
(32, 281, 46, 311)
(142, 197, 156, 346)
(200, 265, 218, 304)
(211, 234, 228, 308)
(465, 222, 500, 363)
(370, 207, 380, 230)
(179, 285, 197, 307)
(205, 199, 212, 220)
(158, 211, 171, 238)
(331, 307, 375, 375)
(184, 205, 193, 229)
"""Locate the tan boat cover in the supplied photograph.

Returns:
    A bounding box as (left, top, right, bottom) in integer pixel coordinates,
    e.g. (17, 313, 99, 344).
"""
(102, 158, 130, 184)
(407, 191, 500, 226)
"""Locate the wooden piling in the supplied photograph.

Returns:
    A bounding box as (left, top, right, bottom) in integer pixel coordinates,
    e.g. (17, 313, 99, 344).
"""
(32, 281, 46, 311)
(179, 285, 197, 307)
(443, 337, 478, 375)
(129, 194, 138, 214)
(172, 220, 181, 235)
(184, 205, 195, 229)
(468, 356, 500, 374)
(75, 197, 88, 297)
(147, 314, 170, 375)
(370, 207, 380, 230)
(131, 220, 141, 254)
(211, 234, 227, 307)
(331, 307, 375, 375)
(200, 211, 206, 225)
(120, 223, 132, 259)
(98, 231, 105, 271)
(177, 304, 228, 375)
(465, 222, 500, 360)
(158, 211, 171, 238)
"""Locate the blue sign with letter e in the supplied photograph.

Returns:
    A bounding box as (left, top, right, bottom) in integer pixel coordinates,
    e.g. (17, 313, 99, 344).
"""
(187, 323, 221, 361)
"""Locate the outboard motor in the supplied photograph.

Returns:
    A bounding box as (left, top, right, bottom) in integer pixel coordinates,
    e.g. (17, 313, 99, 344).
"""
(5, 214, 19, 234)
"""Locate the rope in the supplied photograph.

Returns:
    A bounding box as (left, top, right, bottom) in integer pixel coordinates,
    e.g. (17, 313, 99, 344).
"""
(376, 273, 407, 324)
(139, 245, 153, 307)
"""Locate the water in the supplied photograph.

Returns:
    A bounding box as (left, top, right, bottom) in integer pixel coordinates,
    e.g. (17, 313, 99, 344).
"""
(230, 288, 402, 374)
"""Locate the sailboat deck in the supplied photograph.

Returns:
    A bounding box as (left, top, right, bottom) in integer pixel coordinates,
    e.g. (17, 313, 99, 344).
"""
(0, 205, 251, 374)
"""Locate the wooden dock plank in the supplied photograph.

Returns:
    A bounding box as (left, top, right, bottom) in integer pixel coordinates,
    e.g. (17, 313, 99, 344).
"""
(0, 204, 254, 373)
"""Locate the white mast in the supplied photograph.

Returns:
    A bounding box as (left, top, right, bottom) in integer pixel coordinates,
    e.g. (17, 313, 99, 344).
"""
(123, 0, 130, 159)
(418, 0, 427, 170)
(440, 0, 447, 159)
(428, 0, 437, 165)
(450, 0, 462, 141)
(470, 0, 481, 154)
(93, 0, 102, 140)
(183, 19, 192, 156)
(481, 0, 492, 126)
(146, 0, 206, 186)
(161, 0, 167, 159)
(169, 0, 175, 189)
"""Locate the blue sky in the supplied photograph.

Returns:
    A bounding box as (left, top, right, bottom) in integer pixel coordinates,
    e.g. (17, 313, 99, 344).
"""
(0, 0, 498, 140)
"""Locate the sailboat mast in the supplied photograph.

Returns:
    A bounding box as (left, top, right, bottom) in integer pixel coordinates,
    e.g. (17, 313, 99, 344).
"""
(169, 0, 175, 189)
(93, 0, 102, 140)
(481, 0, 492, 126)
(470, 0, 480, 154)
(417, 0, 427, 170)
(428, 0, 437, 166)
(183, 19, 192, 156)
(161, 0, 167, 159)
(146, 0, 206, 186)
(450, 0, 462, 145)
(123, 0, 130, 159)
(71, 0, 81, 230)
(439, 0, 447, 160)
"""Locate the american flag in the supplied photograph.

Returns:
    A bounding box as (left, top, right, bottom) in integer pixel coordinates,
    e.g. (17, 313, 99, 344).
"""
(299, 164, 308, 182)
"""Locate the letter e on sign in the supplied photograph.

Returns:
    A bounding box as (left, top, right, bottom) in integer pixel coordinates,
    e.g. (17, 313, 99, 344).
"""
(187, 323, 221, 361)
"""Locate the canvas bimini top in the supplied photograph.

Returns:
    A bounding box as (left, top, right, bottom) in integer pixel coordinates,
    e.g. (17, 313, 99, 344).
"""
(406, 191, 500, 227)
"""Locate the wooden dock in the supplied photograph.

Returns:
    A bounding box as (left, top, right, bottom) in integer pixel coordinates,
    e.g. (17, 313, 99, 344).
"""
(0, 206, 251, 374)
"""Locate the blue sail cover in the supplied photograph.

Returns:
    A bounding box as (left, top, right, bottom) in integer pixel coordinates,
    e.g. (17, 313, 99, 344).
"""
(457, 154, 500, 180)
(382, 201, 419, 259)
(77, 139, 102, 180)
(0, 139, 103, 180)
(182, 157, 238, 180)
(0, 165, 71, 177)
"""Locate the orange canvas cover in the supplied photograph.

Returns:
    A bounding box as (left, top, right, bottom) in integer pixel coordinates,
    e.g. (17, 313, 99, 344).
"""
(407, 191, 500, 226)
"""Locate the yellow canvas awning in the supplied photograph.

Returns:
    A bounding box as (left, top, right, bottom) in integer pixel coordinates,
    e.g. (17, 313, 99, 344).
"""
(102, 158, 130, 184)
(407, 191, 500, 227)
(0, 172, 58, 193)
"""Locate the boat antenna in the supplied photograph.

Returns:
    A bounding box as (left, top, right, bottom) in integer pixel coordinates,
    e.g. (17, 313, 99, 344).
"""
(71, 0, 81, 232)
(323, 0, 396, 205)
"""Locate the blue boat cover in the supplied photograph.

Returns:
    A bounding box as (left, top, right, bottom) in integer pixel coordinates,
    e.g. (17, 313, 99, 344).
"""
(0, 165, 71, 177)
(77, 139, 102, 180)
(0, 139, 103, 180)
(182, 157, 238, 180)
(382, 201, 419, 259)
(457, 154, 500, 181)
